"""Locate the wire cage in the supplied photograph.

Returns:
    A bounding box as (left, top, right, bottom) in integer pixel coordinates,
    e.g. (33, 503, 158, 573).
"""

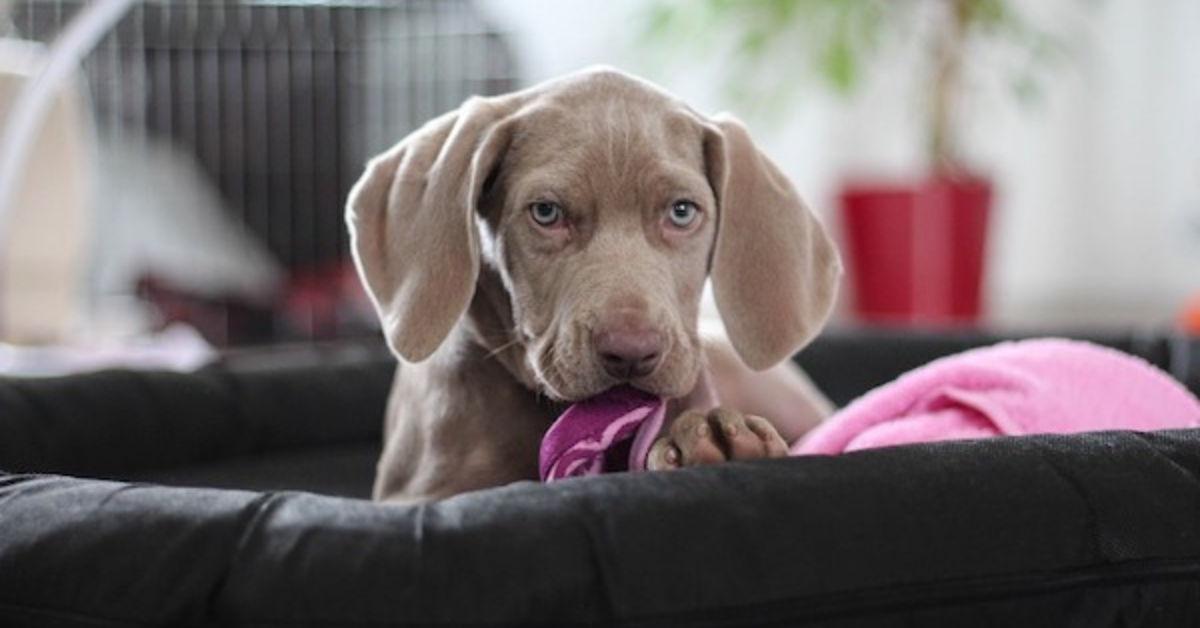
(0, 0, 517, 345)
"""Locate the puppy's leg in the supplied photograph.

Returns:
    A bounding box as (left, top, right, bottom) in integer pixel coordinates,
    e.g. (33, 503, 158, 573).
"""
(373, 335, 559, 503)
(704, 335, 833, 444)
(643, 335, 833, 471)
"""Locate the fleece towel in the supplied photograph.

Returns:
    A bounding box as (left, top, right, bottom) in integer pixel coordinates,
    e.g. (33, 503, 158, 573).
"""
(793, 338, 1200, 455)
(539, 385, 666, 482)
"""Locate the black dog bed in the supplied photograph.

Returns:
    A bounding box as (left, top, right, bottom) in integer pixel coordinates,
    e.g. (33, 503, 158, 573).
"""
(2, 330, 1199, 627)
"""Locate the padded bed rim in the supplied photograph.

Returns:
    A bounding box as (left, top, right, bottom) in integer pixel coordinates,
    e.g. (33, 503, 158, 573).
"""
(3, 428, 1200, 627)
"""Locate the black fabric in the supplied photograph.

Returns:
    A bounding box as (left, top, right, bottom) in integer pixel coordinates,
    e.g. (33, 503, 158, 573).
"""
(3, 430, 1200, 626)
(1, 330, 1199, 627)
(0, 342, 393, 494)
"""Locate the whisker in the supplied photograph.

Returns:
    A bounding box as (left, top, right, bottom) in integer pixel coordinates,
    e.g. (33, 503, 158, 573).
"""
(537, 341, 557, 376)
(483, 337, 520, 361)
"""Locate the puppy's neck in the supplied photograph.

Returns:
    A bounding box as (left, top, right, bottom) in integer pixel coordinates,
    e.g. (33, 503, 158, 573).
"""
(463, 265, 540, 391)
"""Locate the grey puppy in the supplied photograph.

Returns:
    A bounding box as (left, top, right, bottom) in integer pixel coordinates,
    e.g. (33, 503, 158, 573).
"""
(347, 68, 841, 503)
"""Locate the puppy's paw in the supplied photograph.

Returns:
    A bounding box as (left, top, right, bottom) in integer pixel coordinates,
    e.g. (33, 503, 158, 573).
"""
(646, 407, 788, 470)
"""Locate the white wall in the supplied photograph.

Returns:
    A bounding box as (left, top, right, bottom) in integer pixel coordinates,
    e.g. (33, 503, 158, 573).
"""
(476, 0, 1200, 329)
(981, 0, 1200, 328)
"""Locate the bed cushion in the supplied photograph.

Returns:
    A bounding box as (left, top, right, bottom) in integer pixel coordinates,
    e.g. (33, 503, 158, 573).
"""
(3, 429, 1200, 626)
(0, 342, 393, 496)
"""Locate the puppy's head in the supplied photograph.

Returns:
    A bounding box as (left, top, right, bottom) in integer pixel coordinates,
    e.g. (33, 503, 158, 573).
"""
(347, 68, 841, 402)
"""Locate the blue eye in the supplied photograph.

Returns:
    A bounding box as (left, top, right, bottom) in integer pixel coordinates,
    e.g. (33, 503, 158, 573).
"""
(529, 201, 563, 227)
(668, 200, 699, 228)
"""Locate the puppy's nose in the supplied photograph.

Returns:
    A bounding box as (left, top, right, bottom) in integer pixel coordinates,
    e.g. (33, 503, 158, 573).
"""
(593, 326, 663, 380)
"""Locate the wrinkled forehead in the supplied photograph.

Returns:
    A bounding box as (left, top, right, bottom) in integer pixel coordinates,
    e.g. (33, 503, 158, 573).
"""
(505, 81, 708, 175)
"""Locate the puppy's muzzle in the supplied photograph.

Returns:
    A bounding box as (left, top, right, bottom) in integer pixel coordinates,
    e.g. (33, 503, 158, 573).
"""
(592, 323, 663, 380)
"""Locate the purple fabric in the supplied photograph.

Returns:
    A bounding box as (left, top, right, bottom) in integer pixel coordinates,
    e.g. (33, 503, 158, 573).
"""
(539, 386, 666, 482)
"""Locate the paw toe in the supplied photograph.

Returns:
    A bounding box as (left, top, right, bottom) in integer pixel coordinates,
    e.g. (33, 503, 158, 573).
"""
(647, 439, 682, 470)
(744, 414, 789, 458)
(674, 412, 726, 465)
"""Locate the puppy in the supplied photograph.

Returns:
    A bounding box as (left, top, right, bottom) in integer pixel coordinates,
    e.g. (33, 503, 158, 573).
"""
(347, 68, 841, 502)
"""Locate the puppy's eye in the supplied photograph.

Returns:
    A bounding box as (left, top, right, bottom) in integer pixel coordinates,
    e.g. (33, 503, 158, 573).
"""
(529, 201, 564, 227)
(668, 200, 700, 229)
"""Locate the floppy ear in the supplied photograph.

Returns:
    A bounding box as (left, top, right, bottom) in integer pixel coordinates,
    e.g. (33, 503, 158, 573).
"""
(706, 115, 842, 371)
(346, 97, 515, 362)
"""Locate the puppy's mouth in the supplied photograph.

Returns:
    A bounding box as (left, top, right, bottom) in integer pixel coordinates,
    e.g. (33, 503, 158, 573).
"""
(529, 333, 700, 403)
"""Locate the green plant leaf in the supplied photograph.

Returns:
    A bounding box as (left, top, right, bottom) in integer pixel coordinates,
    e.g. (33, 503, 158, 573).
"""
(820, 33, 859, 94)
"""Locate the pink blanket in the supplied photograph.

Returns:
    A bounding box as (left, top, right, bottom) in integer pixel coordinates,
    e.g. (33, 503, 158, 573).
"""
(793, 338, 1200, 455)
(539, 339, 1200, 482)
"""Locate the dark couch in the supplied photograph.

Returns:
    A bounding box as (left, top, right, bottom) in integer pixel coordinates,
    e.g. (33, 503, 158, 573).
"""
(2, 329, 1199, 627)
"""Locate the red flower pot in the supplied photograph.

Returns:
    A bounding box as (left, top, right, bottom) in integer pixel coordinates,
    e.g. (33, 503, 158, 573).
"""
(840, 175, 992, 325)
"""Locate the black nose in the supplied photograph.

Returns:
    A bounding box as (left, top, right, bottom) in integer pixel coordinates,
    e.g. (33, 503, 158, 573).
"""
(593, 327, 663, 380)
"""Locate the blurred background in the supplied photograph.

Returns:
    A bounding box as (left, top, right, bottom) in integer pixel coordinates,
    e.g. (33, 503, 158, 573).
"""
(0, 0, 1196, 373)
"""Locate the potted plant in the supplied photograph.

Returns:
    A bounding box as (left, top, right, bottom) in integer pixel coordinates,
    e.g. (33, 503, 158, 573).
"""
(644, 0, 1094, 325)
